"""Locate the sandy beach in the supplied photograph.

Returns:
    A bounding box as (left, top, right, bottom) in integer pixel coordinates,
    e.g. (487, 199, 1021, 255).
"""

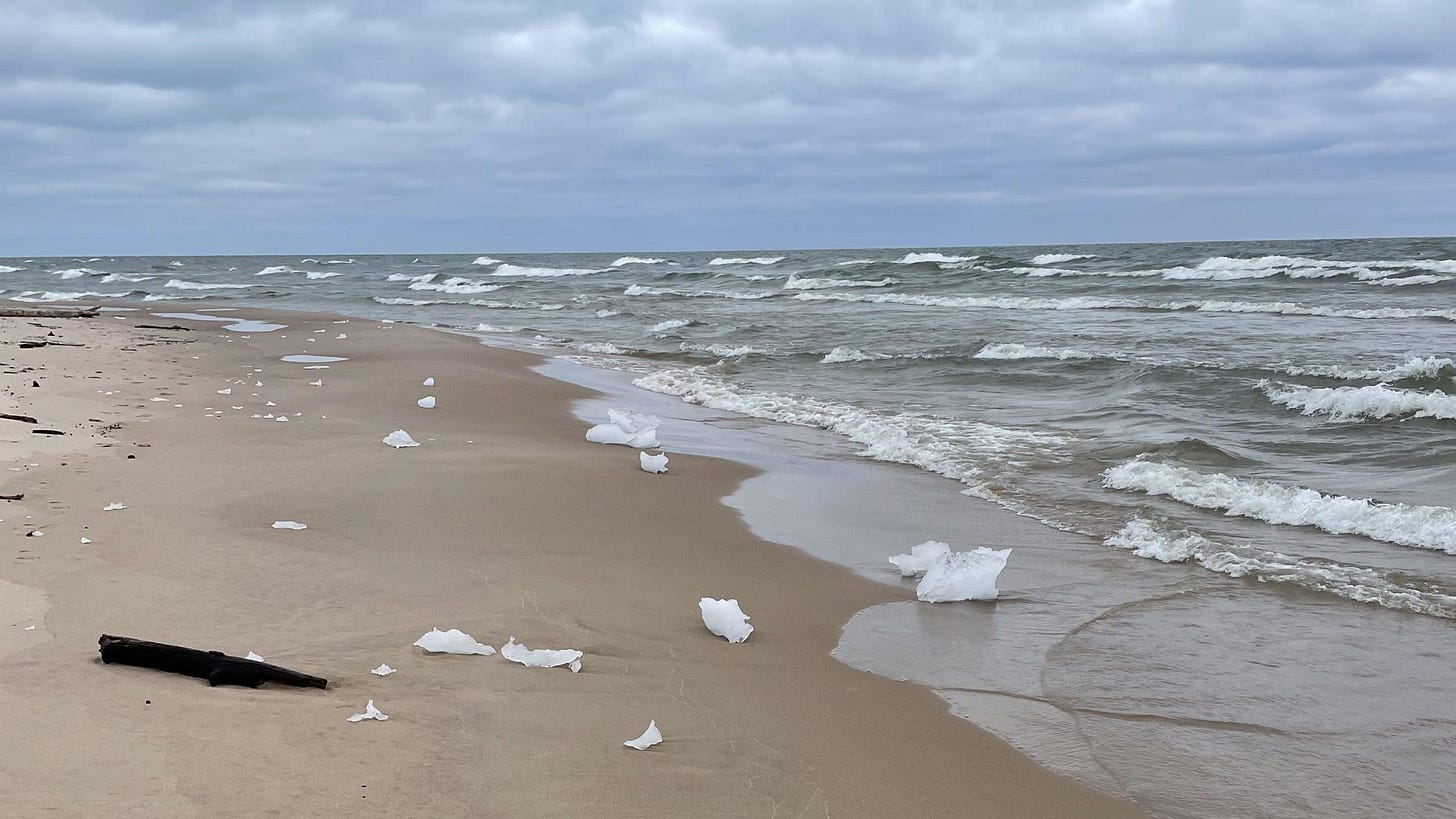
(0, 306, 1142, 817)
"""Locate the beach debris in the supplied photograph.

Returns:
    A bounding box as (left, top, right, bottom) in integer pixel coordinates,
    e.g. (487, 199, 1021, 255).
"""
(245, 651, 265, 662)
(371, 664, 397, 676)
(347, 700, 389, 722)
(417, 396, 436, 409)
(103, 502, 126, 511)
(216, 388, 231, 395)
(80, 537, 92, 544)
(32, 429, 65, 435)
(382, 429, 420, 448)
(275, 416, 289, 422)
(888, 541, 952, 577)
(623, 720, 662, 750)
(0, 494, 23, 501)
(271, 520, 308, 530)
(639, 451, 669, 474)
(422, 377, 435, 386)
(699, 598, 753, 643)
(335, 334, 347, 339)
(309, 379, 323, 386)
(499, 637, 583, 672)
(97, 635, 328, 689)
(0, 413, 38, 424)
(27, 530, 43, 537)
(585, 410, 660, 448)
(413, 628, 495, 655)
(915, 548, 1011, 603)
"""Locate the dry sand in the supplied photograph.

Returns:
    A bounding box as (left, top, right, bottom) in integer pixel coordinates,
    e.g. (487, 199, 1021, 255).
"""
(0, 307, 1144, 817)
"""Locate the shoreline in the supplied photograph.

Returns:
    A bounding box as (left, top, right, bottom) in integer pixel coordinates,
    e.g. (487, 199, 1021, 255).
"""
(0, 303, 1143, 816)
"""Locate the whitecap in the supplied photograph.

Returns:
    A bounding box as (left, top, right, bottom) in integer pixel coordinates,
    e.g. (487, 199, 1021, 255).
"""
(973, 343, 1096, 361)
(1031, 253, 1096, 264)
(820, 346, 891, 364)
(612, 257, 669, 266)
(783, 273, 897, 290)
(164, 279, 256, 290)
(893, 252, 975, 265)
(491, 263, 599, 277)
(471, 256, 503, 266)
(707, 256, 784, 266)
(1258, 381, 1456, 421)
(255, 265, 299, 275)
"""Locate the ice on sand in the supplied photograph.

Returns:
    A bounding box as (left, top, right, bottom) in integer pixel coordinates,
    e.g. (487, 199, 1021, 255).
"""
(309, 379, 322, 386)
(422, 377, 435, 386)
(417, 396, 436, 409)
(639, 451, 669, 474)
(216, 388, 231, 395)
(888, 541, 951, 577)
(413, 628, 495, 655)
(244, 651, 265, 662)
(371, 664, 397, 676)
(103, 502, 126, 511)
(499, 637, 583, 672)
(383, 429, 419, 448)
(347, 700, 389, 722)
(585, 409, 660, 448)
(272, 520, 307, 530)
(699, 598, 753, 643)
(623, 720, 662, 750)
(915, 547, 1011, 603)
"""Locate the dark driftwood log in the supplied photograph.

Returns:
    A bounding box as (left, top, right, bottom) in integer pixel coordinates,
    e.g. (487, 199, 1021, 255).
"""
(32, 429, 65, 436)
(0, 306, 97, 319)
(135, 324, 195, 331)
(98, 635, 328, 689)
(1, 413, 38, 424)
(0, 494, 21, 501)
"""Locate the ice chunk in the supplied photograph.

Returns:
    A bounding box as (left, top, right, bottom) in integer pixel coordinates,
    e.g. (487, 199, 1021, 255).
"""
(699, 597, 752, 643)
(585, 410, 661, 448)
(640, 451, 669, 474)
(413, 627, 495, 655)
(275, 416, 289, 422)
(422, 377, 435, 386)
(216, 388, 231, 395)
(80, 537, 92, 544)
(888, 541, 951, 577)
(417, 396, 436, 409)
(371, 663, 397, 676)
(383, 429, 419, 448)
(272, 520, 307, 530)
(309, 379, 322, 386)
(103, 502, 126, 511)
(244, 651, 264, 662)
(499, 637, 583, 672)
(347, 700, 389, 722)
(623, 720, 662, 750)
(915, 548, 1011, 603)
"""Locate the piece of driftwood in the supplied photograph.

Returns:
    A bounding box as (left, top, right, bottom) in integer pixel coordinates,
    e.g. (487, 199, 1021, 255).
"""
(32, 429, 64, 436)
(135, 324, 195, 331)
(18, 341, 84, 349)
(0, 306, 98, 319)
(0, 494, 21, 501)
(1, 413, 38, 424)
(97, 635, 328, 689)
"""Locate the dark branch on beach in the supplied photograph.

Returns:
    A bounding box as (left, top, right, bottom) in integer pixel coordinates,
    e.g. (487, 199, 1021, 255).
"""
(135, 324, 197, 331)
(0, 412, 38, 424)
(97, 635, 329, 689)
(0, 307, 98, 319)
(0, 494, 22, 501)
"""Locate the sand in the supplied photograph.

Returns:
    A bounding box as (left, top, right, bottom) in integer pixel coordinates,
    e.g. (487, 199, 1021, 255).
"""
(0, 307, 1143, 817)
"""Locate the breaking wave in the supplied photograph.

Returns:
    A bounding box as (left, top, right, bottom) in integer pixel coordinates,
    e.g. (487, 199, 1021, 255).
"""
(821, 346, 892, 363)
(471, 256, 502, 266)
(52, 267, 107, 279)
(973, 343, 1097, 361)
(783, 273, 897, 290)
(612, 257, 669, 266)
(1031, 253, 1096, 265)
(894, 252, 975, 265)
(407, 276, 505, 295)
(11, 290, 134, 302)
(625, 285, 773, 300)
(708, 256, 785, 266)
(164, 279, 256, 290)
(1103, 460, 1456, 554)
(1279, 355, 1455, 382)
(1258, 382, 1456, 421)
(492, 264, 599, 277)
(256, 265, 299, 275)
(0, 265, 23, 273)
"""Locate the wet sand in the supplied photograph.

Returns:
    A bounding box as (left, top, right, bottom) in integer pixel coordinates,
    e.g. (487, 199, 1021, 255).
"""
(0, 307, 1143, 817)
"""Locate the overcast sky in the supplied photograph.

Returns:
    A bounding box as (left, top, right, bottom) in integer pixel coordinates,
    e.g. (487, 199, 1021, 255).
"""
(2, 1, 1453, 254)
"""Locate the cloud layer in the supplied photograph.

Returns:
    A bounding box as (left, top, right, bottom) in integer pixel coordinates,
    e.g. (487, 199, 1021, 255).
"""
(2, 0, 1453, 253)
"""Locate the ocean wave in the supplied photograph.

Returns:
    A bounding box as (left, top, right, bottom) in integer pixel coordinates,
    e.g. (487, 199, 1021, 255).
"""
(1367, 274, 1452, 286)
(595, 309, 621, 318)
(1280, 355, 1455, 382)
(11, 290, 133, 302)
(99, 273, 154, 283)
(625, 284, 773, 300)
(894, 252, 975, 265)
(820, 346, 891, 363)
(577, 341, 625, 354)
(708, 256, 784, 266)
(612, 257, 669, 266)
(973, 343, 1097, 361)
(635, 367, 1066, 498)
(1103, 460, 1456, 554)
(783, 273, 897, 290)
(306, 271, 344, 280)
(1106, 518, 1456, 618)
(468, 299, 566, 311)
(407, 276, 505, 295)
(142, 293, 225, 301)
(834, 258, 880, 266)
(373, 296, 440, 306)
(471, 256, 503, 266)
(256, 265, 299, 275)
(650, 318, 692, 333)
(52, 267, 107, 279)
(491, 263, 599, 277)
(1031, 253, 1096, 265)
(320, 258, 355, 265)
(387, 272, 432, 282)
(1258, 381, 1456, 421)
(0, 265, 25, 273)
(164, 279, 256, 290)
(683, 343, 766, 358)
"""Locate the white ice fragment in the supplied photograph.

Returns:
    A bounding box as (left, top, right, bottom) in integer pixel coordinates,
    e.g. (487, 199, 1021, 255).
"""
(244, 651, 265, 662)
(80, 537, 92, 544)
(346, 700, 389, 722)
(24, 625, 36, 631)
(28, 531, 43, 537)
(699, 598, 752, 643)
(309, 379, 322, 386)
(888, 541, 952, 577)
(275, 416, 289, 422)
(103, 502, 126, 511)
(232, 406, 243, 410)
(335, 334, 347, 339)
(417, 396, 436, 409)
(383, 429, 419, 448)
(585, 410, 661, 448)
(623, 720, 662, 750)
(499, 637, 583, 671)
(413, 627, 495, 655)
(915, 547, 1011, 603)
(265, 401, 276, 406)
(216, 388, 232, 395)
(255, 381, 263, 387)
(422, 377, 435, 386)
(272, 520, 307, 530)
(371, 663, 397, 676)
(640, 451, 669, 474)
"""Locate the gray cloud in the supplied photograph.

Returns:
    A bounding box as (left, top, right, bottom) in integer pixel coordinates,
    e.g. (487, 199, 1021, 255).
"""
(1, 0, 1453, 253)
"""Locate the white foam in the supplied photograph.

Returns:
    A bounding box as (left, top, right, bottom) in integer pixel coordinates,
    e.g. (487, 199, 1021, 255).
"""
(894, 252, 975, 265)
(783, 273, 897, 290)
(1031, 253, 1096, 264)
(1369, 274, 1452, 286)
(1103, 460, 1456, 554)
(577, 341, 624, 354)
(595, 309, 621, 318)
(1280, 355, 1455, 382)
(271, 520, 307, 530)
(52, 267, 106, 279)
(973, 343, 1096, 361)
(99, 273, 153, 283)
(346, 700, 388, 722)
(820, 346, 891, 364)
(281, 355, 348, 363)
(408, 276, 504, 295)
(471, 256, 503, 265)
(255, 265, 298, 275)
(417, 396, 436, 409)
(650, 318, 690, 333)
(373, 296, 439, 306)
(0, 265, 23, 273)
(387, 272, 435, 283)
(491, 263, 599, 277)
(1259, 381, 1456, 421)
(612, 257, 668, 266)
(371, 663, 397, 676)
(11, 291, 132, 302)
(1106, 518, 1456, 619)
(305, 270, 344, 280)
(683, 343, 764, 358)
(164, 279, 255, 290)
(707, 256, 784, 266)
(627, 285, 773, 300)
(383, 429, 419, 448)
(586, 410, 661, 448)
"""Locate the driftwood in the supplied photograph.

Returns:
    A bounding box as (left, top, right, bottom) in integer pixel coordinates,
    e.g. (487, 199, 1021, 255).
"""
(0, 494, 21, 501)
(0, 306, 97, 319)
(135, 324, 196, 331)
(32, 429, 64, 436)
(1, 413, 38, 424)
(98, 635, 328, 689)
(18, 341, 84, 349)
